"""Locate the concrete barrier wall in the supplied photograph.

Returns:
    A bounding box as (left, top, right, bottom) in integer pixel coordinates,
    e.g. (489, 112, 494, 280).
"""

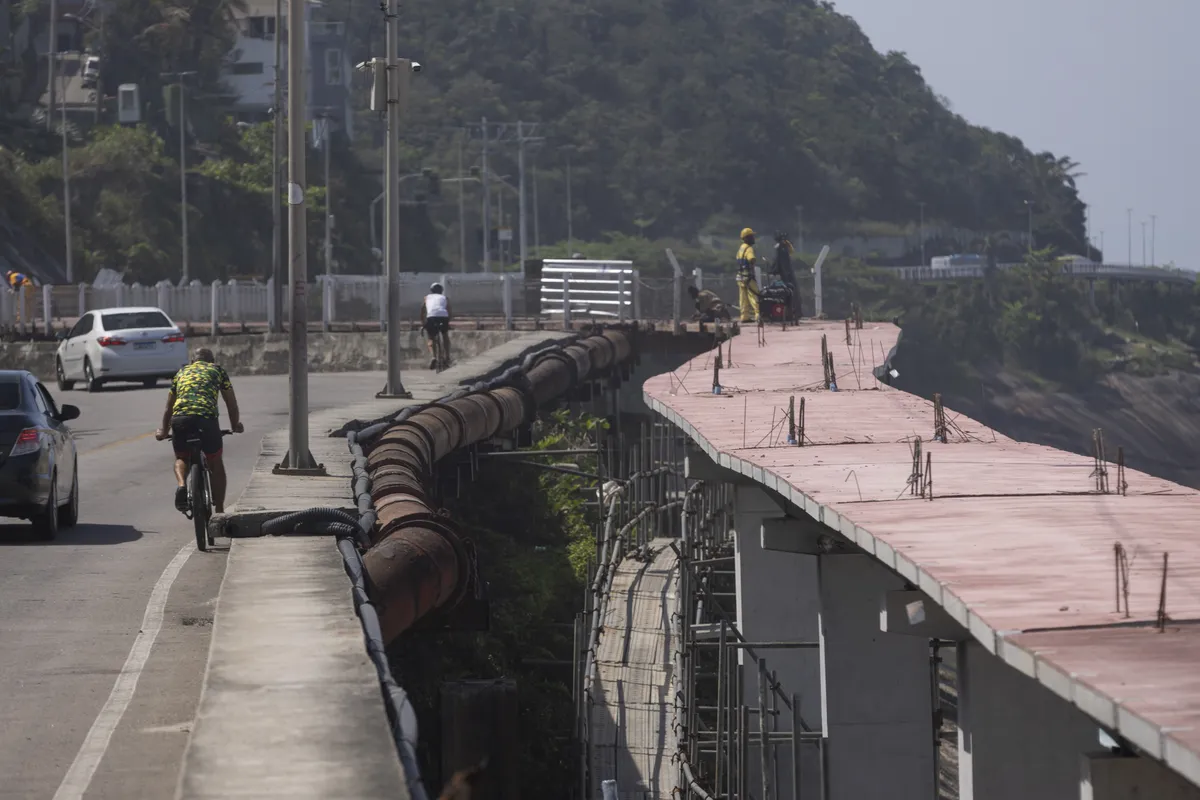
(0, 331, 524, 381)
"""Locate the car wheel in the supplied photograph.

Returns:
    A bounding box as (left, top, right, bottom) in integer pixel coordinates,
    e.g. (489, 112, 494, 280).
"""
(56, 359, 76, 391)
(33, 478, 58, 541)
(84, 359, 102, 393)
(143, 377, 157, 388)
(59, 464, 79, 528)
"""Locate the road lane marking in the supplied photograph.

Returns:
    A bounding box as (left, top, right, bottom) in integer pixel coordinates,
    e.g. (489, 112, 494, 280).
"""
(52, 542, 196, 800)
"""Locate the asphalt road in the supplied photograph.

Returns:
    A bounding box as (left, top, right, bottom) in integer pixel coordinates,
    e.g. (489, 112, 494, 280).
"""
(0, 371, 388, 800)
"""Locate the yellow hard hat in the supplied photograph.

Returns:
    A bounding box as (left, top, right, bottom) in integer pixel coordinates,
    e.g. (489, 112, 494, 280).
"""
(740, 227, 755, 240)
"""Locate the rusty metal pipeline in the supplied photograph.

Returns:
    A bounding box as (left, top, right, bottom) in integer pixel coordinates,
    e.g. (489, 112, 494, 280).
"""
(364, 330, 635, 644)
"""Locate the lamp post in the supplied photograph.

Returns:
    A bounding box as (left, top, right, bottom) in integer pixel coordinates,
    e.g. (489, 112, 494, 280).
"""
(1024, 200, 1033, 254)
(918, 201, 926, 264)
(161, 70, 198, 283)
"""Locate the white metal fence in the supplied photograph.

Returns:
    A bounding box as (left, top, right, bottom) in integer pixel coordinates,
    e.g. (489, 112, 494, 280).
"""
(0, 268, 762, 335)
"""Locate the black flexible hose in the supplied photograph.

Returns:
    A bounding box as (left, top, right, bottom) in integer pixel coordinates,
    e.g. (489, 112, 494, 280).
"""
(260, 507, 362, 537)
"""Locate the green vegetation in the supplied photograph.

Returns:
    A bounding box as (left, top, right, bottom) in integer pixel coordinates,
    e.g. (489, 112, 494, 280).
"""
(389, 410, 606, 795)
(878, 251, 1200, 389)
(3, 0, 1093, 282)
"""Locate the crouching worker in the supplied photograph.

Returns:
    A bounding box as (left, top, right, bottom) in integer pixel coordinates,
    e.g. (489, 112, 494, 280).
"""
(688, 285, 732, 322)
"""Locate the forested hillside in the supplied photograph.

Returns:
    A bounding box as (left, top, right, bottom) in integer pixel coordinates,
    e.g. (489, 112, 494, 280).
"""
(1, 0, 1092, 282)
(375, 0, 1087, 251)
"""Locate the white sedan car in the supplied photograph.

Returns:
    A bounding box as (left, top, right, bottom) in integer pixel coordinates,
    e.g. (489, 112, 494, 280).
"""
(55, 306, 189, 392)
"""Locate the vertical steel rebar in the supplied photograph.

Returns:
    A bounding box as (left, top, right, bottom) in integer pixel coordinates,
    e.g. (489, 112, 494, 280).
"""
(791, 692, 801, 800)
(716, 619, 726, 796)
(759, 659, 773, 800)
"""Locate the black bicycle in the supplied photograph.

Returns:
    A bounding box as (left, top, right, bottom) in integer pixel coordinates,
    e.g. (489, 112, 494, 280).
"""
(167, 429, 232, 552)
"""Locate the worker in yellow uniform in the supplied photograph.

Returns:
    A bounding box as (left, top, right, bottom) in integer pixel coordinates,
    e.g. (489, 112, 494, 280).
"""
(735, 228, 760, 323)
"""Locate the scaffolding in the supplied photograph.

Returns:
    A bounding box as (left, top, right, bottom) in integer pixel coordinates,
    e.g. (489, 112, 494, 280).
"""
(575, 414, 826, 799)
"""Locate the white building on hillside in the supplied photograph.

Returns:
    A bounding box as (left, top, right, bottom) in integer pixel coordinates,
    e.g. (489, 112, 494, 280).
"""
(223, 0, 354, 139)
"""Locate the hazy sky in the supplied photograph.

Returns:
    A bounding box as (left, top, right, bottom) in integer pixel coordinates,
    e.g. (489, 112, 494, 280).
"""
(831, 0, 1198, 267)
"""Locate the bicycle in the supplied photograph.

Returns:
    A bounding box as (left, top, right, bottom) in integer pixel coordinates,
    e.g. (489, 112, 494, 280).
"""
(167, 428, 232, 552)
(428, 325, 451, 372)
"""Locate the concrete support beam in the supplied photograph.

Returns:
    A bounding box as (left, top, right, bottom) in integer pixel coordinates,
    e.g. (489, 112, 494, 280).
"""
(881, 590, 968, 641)
(1081, 752, 1200, 800)
(958, 641, 1100, 800)
(734, 486, 821, 800)
(819, 554, 935, 800)
(761, 516, 852, 555)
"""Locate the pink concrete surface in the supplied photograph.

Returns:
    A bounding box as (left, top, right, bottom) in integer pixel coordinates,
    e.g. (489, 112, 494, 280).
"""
(645, 321, 1200, 761)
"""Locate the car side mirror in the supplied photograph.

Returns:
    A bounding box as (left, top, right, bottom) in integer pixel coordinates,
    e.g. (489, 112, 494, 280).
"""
(59, 404, 81, 422)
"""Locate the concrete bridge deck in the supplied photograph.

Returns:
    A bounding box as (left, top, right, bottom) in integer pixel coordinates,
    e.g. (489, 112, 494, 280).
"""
(643, 320, 1200, 796)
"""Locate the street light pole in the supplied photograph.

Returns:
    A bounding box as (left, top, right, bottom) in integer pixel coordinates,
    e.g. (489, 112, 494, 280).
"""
(282, 0, 318, 471)
(457, 129, 466, 272)
(565, 150, 573, 254)
(60, 61, 72, 283)
(1024, 200, 1033, 254)
(1127, 208, 1133, 266)
(1150, 214, 1157, 266)
(380, 0, 411, 398)
(47, 0, 57, 131)
(481, 116, 491, 272)
(1141, 221, 1147, 267)
(161, 71, 197, 283)
(517, 120, 527, 278)
(322, 117, 332, 283)
(270, 0, 284, 331)
(917, 201, 926, 265)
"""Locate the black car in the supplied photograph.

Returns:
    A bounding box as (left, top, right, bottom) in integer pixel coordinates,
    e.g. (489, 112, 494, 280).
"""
(0, 370, 81, 540)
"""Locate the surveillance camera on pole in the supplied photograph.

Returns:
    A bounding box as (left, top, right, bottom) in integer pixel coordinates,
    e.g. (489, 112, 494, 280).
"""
(375, 0, 422, 398)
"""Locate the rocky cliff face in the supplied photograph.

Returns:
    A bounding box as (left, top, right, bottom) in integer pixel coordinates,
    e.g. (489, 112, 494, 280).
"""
(903, 367, 1200, 489)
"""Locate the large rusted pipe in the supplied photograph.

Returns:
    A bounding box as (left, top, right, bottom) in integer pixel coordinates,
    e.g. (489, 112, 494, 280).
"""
(364, 330, 634, 644)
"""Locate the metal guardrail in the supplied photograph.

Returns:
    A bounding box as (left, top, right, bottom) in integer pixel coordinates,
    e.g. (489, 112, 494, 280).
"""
(886, 262, 1198, 286)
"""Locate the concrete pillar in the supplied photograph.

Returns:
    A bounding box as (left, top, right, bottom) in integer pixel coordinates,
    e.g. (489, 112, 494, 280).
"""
(733, 486, 821, 800)
(1081, 752, 1200, 800)
(818, 554, 934, 800)
(958, 641, 1099, 800)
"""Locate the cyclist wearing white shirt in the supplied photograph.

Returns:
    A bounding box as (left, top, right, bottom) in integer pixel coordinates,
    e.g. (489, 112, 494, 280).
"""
(420, 282, 452, 368)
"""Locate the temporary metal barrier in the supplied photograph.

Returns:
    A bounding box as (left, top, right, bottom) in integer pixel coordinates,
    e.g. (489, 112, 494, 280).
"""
(540, 260, 637, 320)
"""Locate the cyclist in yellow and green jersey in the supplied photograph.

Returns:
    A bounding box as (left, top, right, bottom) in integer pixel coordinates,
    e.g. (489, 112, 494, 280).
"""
(155, 348, 243, 513)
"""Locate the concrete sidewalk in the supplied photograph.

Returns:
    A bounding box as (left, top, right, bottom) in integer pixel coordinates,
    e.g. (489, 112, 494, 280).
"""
(176, 333, 572, 799)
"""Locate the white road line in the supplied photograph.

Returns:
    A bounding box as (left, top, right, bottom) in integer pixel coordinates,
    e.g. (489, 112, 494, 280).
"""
(52, 543, 196, 800)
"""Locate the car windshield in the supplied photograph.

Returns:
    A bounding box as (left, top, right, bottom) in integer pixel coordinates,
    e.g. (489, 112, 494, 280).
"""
(101, 311, 172, 331)
(0, 380, 21, 411)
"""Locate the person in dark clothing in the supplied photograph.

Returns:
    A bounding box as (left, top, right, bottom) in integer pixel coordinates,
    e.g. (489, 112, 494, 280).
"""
(687, 285, 732, 322)
(770, 232, 803, 321)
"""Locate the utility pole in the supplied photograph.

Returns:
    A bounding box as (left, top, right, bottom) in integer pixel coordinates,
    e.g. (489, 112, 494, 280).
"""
(917, 201, 926, 265)
(515, 121, 544, 280)
(379, 0, 411, 398)
(796, 205, 803, 254)
(1150, 214, 1157, 266)
(566, 149, 573, 254)
(1141, 221, 1147, 267)
(481, 116, 491, 272)
(60, 64, 72, 282)
(532, 154, 541, 258)
(1126, 208, 1133, 266)
(280, 0, 319, 471)
(517, 120, 526, 278)
(162, 71, 198, 283)
(1024, 200, 1033, 254)
(457, 129, 466, 272)
(270, 0, 284, 331)
(47, 0, 57, 131)
(322, 116, 333, 283)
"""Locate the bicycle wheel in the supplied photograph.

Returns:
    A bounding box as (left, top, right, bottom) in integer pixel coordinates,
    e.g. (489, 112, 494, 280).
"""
(189, 462, 209, 552)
